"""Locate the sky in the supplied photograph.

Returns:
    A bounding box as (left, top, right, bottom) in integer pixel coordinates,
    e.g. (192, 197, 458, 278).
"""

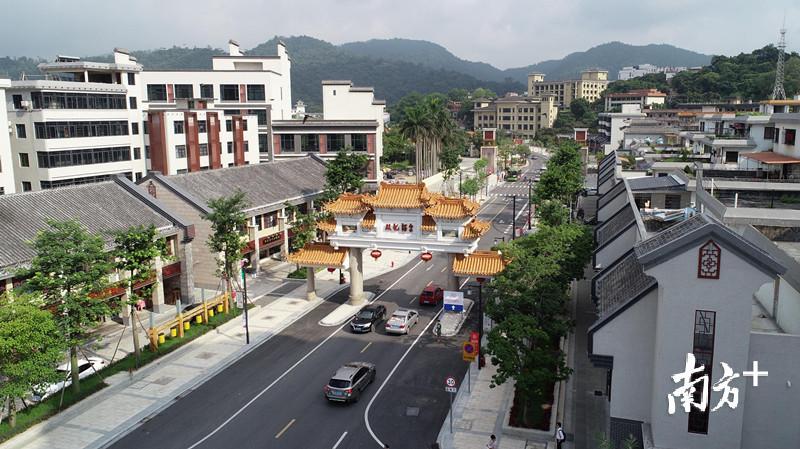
(1, 0, 799, 69)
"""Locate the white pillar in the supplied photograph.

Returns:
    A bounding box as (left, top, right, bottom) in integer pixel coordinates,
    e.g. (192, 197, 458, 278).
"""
(348, 248, 365, 305)
(306, 266, 317, 301)
(447, 253, 459, 291)
(280, 207, 290, 259)
(152, 256, 167, 313)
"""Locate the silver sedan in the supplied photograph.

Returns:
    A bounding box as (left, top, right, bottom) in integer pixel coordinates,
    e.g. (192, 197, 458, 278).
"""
(384, 309, 419, 335)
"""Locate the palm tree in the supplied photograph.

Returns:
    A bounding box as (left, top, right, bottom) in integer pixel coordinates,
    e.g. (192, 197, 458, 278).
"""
(398, 104, 432, 181)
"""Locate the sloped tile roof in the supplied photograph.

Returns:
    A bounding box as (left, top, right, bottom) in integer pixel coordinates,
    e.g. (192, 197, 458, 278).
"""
(627, 174, 686, 191)
(421, 215, 437, 232)
(594, 252, 657, 319)
(0, 181, 173, 273)
(461, 219, 491, 240)
(453, 250, 509, 277)
(324, 194, 372, 215)
(317, 216, 336, 233)
(364, 182, 434, 209)
(360, 211, 376, 230)
(634, 214, 710, 258)
(596, 205, 635, 247)
(287, 243, 347, 267)
(425, 197, 479, 219)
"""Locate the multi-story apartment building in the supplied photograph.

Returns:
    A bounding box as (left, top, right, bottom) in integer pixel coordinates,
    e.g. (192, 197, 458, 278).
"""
(270, 80, 386, 185)
(598, 104, 648, 153)
(528, 69, 608, 107)
(604, 89, 667, 112)
(472, 93, 557, 137)
(617, 64, 689, 80)
(5, 50, 146, 191)
(0, 79, 13, 195)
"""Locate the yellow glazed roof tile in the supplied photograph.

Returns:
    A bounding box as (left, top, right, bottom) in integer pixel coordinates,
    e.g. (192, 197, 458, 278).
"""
(324, 194, 372, 215)
(425, 197, 480, 219)
(453, 250, 508, 277)
(287, 243, 347, 267)
(461, 219, 491, 240)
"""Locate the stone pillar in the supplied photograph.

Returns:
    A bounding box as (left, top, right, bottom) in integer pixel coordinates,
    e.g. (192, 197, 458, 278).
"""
(348, 248, 365, 305)
(250, 223, 260, 274)
(306, 266, 317, 301)
(152, 255, 167, 313)
(280, 207, 290, 259)
(180, 241, 195, 305)
(447, 253, 459, 292)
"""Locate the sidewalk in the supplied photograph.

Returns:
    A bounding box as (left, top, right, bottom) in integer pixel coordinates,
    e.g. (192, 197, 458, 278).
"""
(0, 250, 415, 449)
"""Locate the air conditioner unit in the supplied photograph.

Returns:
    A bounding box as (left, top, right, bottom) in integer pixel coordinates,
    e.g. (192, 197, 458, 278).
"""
(20, 100, 32, 111)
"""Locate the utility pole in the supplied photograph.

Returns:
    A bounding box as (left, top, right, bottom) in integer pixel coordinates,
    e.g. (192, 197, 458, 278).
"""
(459, 170, 462, 197)
(511, 194, 517, 240)
(527, 180, 533, 230)
(476, 278, 485, 370)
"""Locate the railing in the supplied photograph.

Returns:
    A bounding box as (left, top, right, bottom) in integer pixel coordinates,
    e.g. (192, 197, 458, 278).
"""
(147, 292, 230, 350)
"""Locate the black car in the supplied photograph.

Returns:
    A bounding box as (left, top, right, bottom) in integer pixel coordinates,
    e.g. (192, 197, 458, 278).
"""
(350, 304, 386, 333)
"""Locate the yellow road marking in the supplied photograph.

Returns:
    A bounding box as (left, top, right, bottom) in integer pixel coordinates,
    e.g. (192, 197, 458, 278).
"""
(275, 419, 295, 439)
(361, 342, 372, 353)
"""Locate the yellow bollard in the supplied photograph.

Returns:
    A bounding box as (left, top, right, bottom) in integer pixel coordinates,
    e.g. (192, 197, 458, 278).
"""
(195, 315, 203, 324)
(184, 321, 191, 331)
(158, 333, 166, 344)
(217, 304, 224, 313)
(171, 327, 177, 338)
(209, 309, 215, 318)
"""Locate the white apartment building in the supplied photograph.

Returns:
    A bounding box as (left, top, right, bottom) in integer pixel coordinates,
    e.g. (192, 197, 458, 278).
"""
(5, 50, 147, 191)
(0, 79, 14, 194)
(598, 104, 647, 154)
(618, 64, 688, 81)
(528, 70, 608, 107)
(604, 89, 667, 112)
(472, 94, 558, 137)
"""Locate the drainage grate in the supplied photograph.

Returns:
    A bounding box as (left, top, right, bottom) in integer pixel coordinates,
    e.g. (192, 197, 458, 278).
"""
(594, 390, 604, 396)
(196, 351, 217, 360)
(150, 376, 175, 386)
(405, 406, 420, 417)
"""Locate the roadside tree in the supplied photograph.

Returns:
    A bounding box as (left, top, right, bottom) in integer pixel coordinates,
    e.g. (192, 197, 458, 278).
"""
(205, 191, 248, 310)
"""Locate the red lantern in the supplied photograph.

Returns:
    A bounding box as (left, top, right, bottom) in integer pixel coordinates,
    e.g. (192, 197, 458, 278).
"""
(476, 277, 486, 284)
(370, 249, 382, 260)
(420, 252, 433, 262)
(327, 267, 336, 273)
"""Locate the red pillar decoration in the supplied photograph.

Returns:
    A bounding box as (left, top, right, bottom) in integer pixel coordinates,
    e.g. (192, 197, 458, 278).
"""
(318, 134, 328, 154)
(184, 112, 201, 172)
(233, 116, 245, 166)
(147, 111, 169, 173)
(207, 112, 222, 169)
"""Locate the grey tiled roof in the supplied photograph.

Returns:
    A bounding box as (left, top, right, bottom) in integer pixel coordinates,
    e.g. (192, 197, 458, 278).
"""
(634, 214, 711, 258)
(161, 157, 326, 214)
(0, 181, 174, 274)
(595, 252, 657, 318)
(597, 181, 627, 209)
(596, 205, 635, 247)
(627, 174, 686, 191)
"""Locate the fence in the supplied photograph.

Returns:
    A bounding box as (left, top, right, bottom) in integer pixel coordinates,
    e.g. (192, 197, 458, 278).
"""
(147, 292, 230, 350)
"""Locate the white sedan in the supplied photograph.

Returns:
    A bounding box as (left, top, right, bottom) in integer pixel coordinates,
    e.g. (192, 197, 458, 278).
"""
(385, 309, 420, 335)
(32, 357, 108, 402)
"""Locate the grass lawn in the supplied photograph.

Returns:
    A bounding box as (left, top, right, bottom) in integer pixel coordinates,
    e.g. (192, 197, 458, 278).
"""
(0, 308, 238, 442)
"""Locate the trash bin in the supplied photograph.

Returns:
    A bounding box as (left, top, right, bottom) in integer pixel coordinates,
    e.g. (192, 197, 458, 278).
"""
(195, 315, 203, 324)
(209, 309, 215, 318)
(217, 304, 224, 313)
(158, 333, 165, 344)
(170, 327, 177, 338)
(184, 321, 191, 331)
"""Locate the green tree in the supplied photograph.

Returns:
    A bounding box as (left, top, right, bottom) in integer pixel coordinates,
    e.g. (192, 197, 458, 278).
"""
(112, 225, 167, 362)
(0, 293, 65, 427)
(205, 191, 248, 309)
(473, 158, 489, 195)
(382, 128, 414, 165)
(471, 87, 497, 99)
(284, 202, 319, 253)
(23, 220, 113, 394)
(439, 145, 462, 195)
(536, 200, 570, 227)
(460, 177, 480, 199)
(324, 150, 369, 197)
(534, 141, 583, 207)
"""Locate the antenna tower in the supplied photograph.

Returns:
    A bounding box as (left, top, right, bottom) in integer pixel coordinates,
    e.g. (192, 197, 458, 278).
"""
(771, 19, 787, 100)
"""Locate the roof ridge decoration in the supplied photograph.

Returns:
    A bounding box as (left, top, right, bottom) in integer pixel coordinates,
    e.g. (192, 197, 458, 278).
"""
(324, 193, 372, 215)
(362, 182, 436, 209)
(461, 219, 491, 240)
(425, 197, 480, 219)
(287, 242, 347, 268)
(453, 250, 510, 277)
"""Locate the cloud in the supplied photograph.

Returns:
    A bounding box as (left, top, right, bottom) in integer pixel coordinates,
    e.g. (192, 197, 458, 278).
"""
(0, 0, 798, 68)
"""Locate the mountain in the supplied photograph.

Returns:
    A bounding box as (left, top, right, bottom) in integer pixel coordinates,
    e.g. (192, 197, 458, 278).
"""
(503, 42, 712, 83)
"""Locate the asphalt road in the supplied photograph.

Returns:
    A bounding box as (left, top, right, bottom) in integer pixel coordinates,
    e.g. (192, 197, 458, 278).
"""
(106, 158, 546, 449)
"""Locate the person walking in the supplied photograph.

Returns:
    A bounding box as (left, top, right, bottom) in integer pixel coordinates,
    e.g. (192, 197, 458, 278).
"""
(486, 434, 497, 449)
(556, 422, 566, 449)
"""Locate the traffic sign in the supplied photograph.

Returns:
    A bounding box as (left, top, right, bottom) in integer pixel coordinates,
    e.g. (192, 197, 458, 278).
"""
(470, 331, 479, 346)
(443, 291, 464, 312)
(445, 386, 457, 393)
(445, 376, 457, 388)
(462, 341, 477, 362)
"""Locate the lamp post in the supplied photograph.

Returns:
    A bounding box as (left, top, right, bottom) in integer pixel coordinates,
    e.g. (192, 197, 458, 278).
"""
(240, 259, 251, 345)
(459, 170, 462, 197)
(476, 277, 486, 370)
(511, 194, 517, 240)
(528, 179, 533, 230)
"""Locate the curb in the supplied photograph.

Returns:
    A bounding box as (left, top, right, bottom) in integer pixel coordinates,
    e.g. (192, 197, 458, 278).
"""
(318, 292, 376, 326)
(440, 299, 474, 337)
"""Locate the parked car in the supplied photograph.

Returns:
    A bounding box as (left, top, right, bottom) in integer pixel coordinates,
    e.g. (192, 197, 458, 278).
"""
(385, 309, 420, 335)
(419, 285, 443, 306)
(324, 362, 376, 403)
(32, 357, 108, 402)
(350, 304, 387, 333)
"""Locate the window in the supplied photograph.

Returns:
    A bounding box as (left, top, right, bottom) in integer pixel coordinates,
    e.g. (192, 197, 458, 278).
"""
(177, 169, 188, 174)
(36, 146, 132, 168)
(15, 124, 26, 138)
(244, 142, 249, 153)
(785, 129, 796, 146)
(147, 84, 167, 101)
(34, 121, 129, 139)
(246, 84, 265, 101)
(127, 73, 136, 85)
(220, 84, 239, 101)
(243, 120, 248, 131)
(131, 122, 139, 135)
(689, 310, 716, 434)
(143, 121, 149, 134)
(129, 97, 137, 109)
(200, 84, 213, 99)
(39, 173, 129, 189)
(259, 134, 268, 153)
(199, 143, 209, 156)
(227, 142, 233, 154)
(19, 153, 29, 167)
(327, 134, 345, 152)
(226, 120, 232, 132)
(249, 109, 267, 125)
(351, 134, 367, 151)
(176, 145, 187, 158)
(12, 94, 22, 109)
(764, 127, 775, 140)
(280, 134, 294, 151)
(174, 84, 193, 99)
(133, 147, 141, 160)
(301, 134, 319, 152)
(198, 120, 207, 133)
(145, 146, 150, 159)
(725, 151, 739, 163)
(22, 181, 31, 192)
(228, 163, 234, 167)
(174, 121, 185, 134)
(135, 172, 143, 181)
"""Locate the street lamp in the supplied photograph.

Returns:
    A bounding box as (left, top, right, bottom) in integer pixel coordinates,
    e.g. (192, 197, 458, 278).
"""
(476, 277, 486, 370)
(527, 179, 533, 230)
(511, 195, 517, 240)
(239, 258, 251, 344)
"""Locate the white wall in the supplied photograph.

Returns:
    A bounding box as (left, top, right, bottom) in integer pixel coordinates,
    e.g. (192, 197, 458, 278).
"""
(0, 80, 14, 194)
(593, 290, 658, 421)
(647, 243, 774, 449)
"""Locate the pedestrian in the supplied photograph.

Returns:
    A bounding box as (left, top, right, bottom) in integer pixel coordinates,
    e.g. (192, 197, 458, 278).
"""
(486, 434, 497, 449)
(555, 421, 566, 449)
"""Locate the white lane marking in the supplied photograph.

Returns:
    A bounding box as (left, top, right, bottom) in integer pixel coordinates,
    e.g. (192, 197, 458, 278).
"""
(360, 342, 372, 353)
(440, 267, 447, 273)
(275, 418, 295, 439)
(332, 431, 348, 449)
(426, 265, 433, 271)
(364, 307, 444, 447)
(408, 296, 416, 304)
(185, 260, 424, 449)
